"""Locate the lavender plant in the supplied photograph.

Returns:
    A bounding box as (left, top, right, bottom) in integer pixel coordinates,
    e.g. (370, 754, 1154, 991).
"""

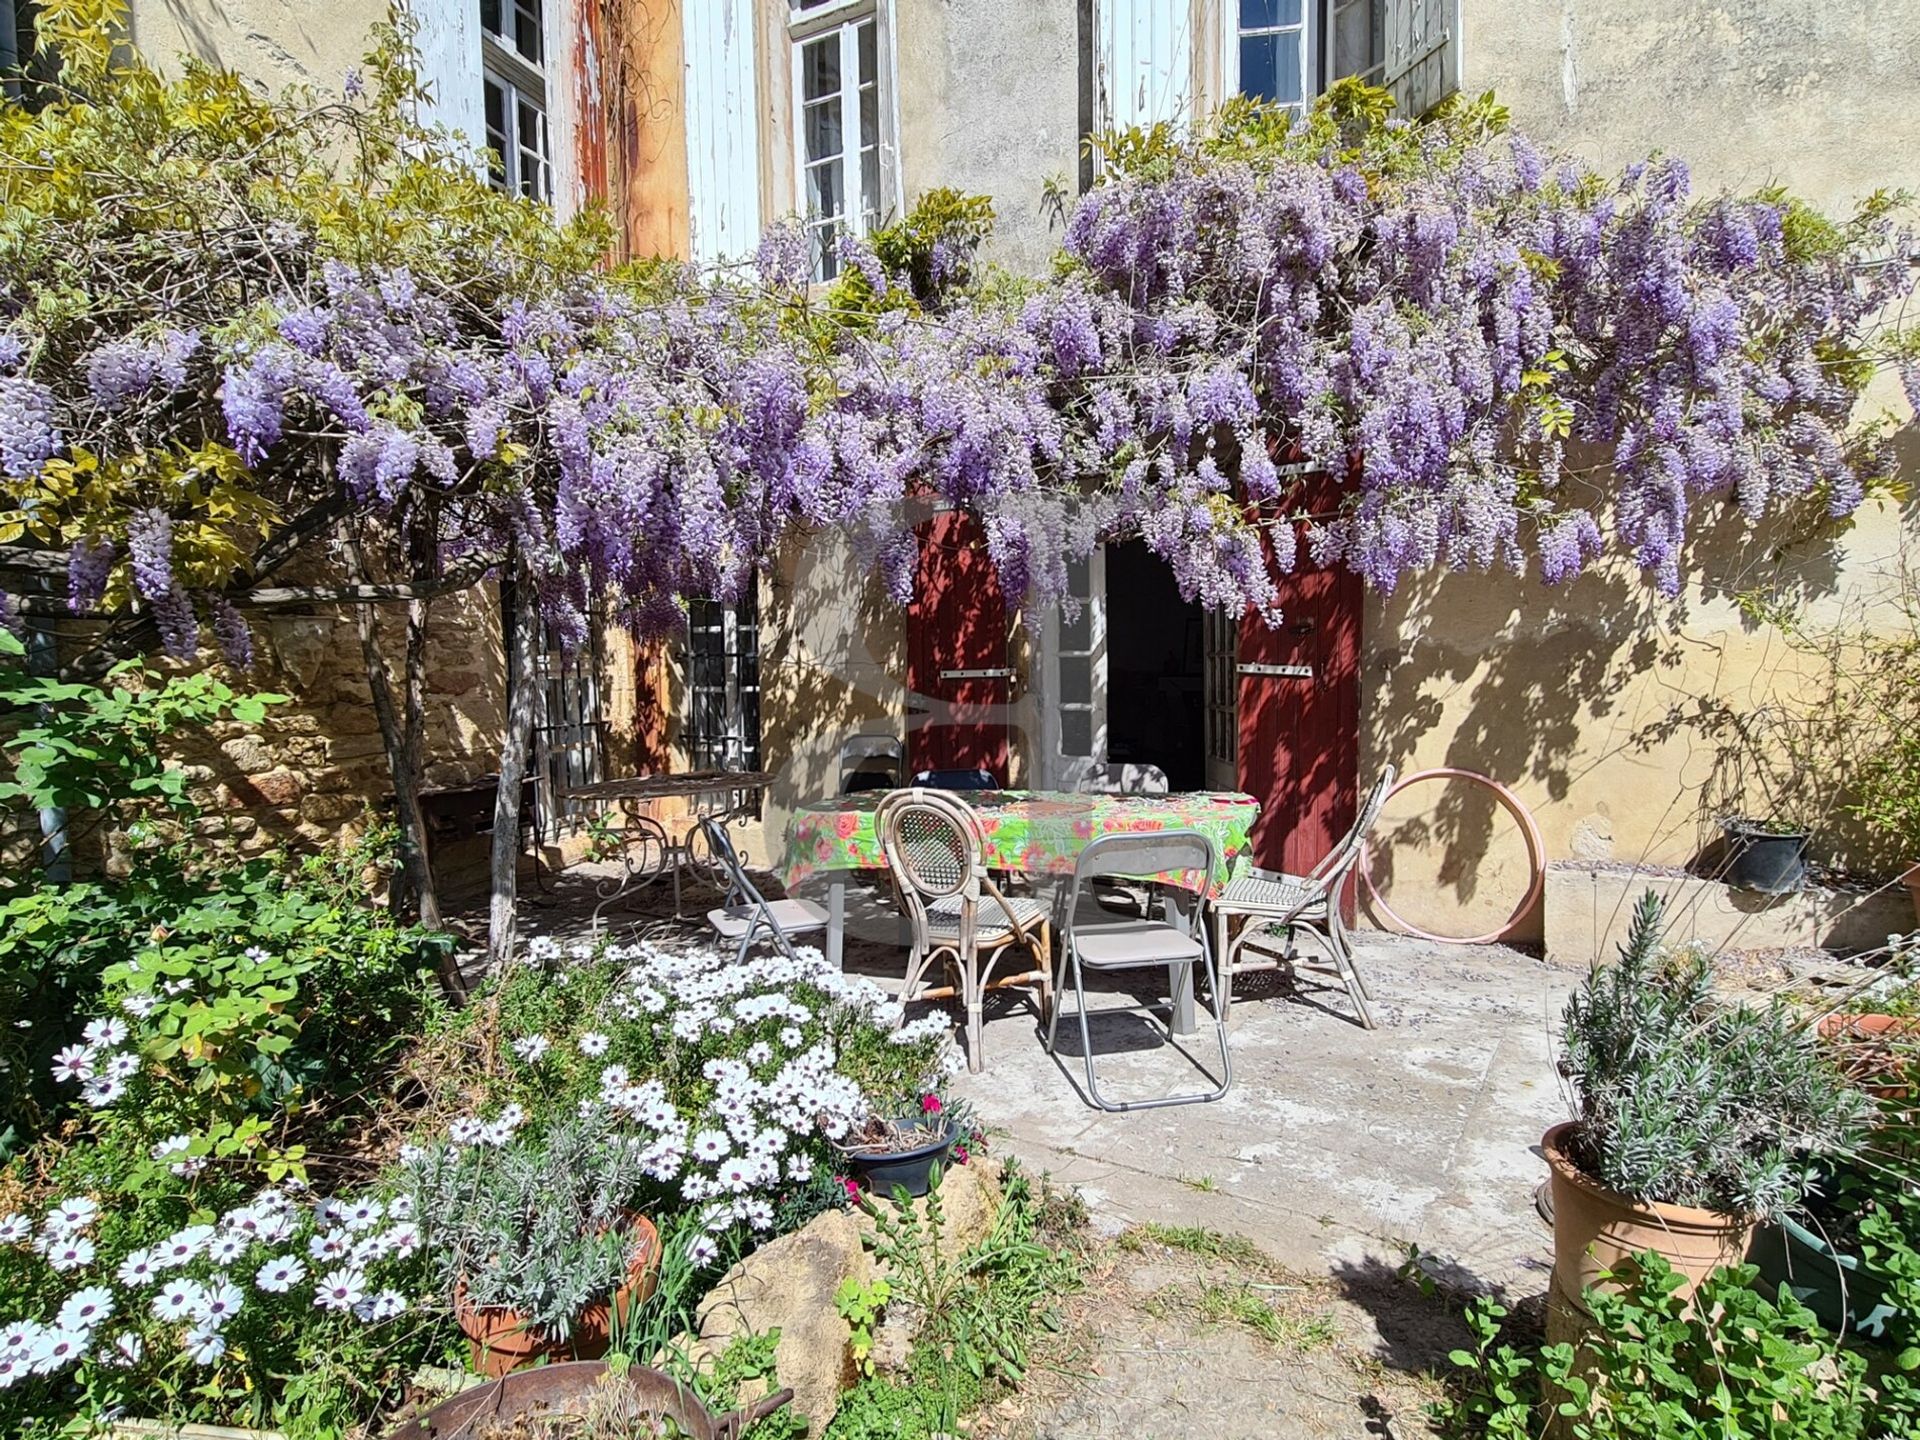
(1559, 890, 1873, 1217)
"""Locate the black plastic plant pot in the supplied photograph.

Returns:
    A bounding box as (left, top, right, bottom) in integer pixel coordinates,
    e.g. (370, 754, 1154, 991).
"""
(1721, 820, 1809, 894)
(843, 1116, 957, 1199)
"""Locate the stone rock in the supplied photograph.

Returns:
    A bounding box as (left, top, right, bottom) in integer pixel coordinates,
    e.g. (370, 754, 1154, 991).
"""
(852, 1156, 1005, 1277)
(691, 1208, 872, 1438)
(227, 768, 305, 808)
(264, 618, 338, 689)
(219, 734, 275, 775)
(430, 669, 484, 696)
(300, 792, 368, 825)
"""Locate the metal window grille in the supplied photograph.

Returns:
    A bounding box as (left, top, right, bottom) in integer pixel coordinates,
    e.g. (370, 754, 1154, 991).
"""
(686, 594, 761, 774)
(1204, 607, 1238, 778)
(533, 624, 606, 835)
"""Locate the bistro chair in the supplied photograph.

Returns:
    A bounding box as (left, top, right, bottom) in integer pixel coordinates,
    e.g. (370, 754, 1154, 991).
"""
(875, 788, 1051, 1072)
(699, 816, 829, 965)
(1046, 829, 1231, 1112)
(909, 767, 1000, 791)
(1209, 765, 1397, 1029)
(839, 733, 905, 795)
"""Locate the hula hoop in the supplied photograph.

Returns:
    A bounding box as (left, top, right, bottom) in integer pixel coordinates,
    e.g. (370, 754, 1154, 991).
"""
(1359, 767, 1546, 945)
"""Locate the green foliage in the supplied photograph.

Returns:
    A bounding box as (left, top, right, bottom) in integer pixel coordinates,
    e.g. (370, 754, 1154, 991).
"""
(1432, 1255, 1878, 1440)
(1560, 889, 1872, 1217)
(691, 1330, 809, 1440)
(821, 187, 997, 325)
(835, 1276, 891, 1376)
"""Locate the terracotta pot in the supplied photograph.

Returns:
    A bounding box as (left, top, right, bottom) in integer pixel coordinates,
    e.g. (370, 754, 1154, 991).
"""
(1818, 1012, 1920, 1103)
(455, 1214, 662, 1380)
(1541, 1121, 1754, 1318)
(1903, 864, 1920, 925)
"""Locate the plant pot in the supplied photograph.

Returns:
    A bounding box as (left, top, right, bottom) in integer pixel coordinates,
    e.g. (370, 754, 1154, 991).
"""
(455, 1214, 662, 1379)
(841, 1116, 957, 1198)
(1817, 1012, 1920, 1103)
(1903, 864, 1920, 927)
(1542, 1122, 1754, 1319)
(1748, 1213, 1902, 1338)
(382, 1359, 794, 1440)
(1720, 820, 1808, 894)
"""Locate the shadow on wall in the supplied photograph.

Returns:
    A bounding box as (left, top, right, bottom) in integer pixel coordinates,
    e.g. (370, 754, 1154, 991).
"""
(1360, 470, 1915, 936)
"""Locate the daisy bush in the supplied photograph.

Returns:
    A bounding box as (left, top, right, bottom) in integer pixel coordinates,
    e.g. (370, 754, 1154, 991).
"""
(408, 935, 958, 1268)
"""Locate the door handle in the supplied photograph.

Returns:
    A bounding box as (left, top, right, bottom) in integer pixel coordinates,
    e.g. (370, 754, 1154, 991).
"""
(1237, 662, 1313, 679)
(940, 668, 1014, 680)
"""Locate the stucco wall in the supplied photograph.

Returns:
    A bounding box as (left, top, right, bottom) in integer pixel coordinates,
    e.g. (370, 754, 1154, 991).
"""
(893, 0, 1085, 276)
(125, 0, 387, 91)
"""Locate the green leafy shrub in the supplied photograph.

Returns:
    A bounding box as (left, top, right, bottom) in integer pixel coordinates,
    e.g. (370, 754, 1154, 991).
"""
(1560, 890, 1871, 1217)
(1432, 1254, 1877, 1439)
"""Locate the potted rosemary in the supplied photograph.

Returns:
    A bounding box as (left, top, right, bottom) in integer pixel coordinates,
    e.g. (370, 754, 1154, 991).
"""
(1544, 891, 1871, 1324)
(403, 1111, 663, 1378)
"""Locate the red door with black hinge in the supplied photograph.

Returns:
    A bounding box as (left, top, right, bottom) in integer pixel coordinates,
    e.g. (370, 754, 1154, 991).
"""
(907, 510, 1010, 779)
(1236, 476, 1362, 879)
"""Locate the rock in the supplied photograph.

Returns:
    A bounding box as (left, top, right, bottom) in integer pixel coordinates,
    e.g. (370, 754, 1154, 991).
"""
(219, 733, 275, 775)
(852, 1156, 1005, 1275)
(691, 1208, 873, 1438)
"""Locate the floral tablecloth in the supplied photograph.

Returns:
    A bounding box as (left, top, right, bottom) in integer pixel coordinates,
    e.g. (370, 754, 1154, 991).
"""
(779, 789, 1260, 897)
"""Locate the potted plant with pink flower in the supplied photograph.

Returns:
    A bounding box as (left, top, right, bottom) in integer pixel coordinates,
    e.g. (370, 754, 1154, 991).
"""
(835, 1093, 971, 1199)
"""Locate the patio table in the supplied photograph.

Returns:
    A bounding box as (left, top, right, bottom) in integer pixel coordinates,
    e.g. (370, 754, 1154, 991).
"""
(780, 788, 1260, 1031)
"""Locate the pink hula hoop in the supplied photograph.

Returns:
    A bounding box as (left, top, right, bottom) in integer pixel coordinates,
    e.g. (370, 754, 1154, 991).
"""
(1358, 767, 1545, 946)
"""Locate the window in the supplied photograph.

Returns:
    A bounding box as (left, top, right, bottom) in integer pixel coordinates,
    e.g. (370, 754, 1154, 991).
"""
(1234, 0, 1385, 113)
(790, 2, 889, 282)
(533, 624, 607, 835)
(686, 593, 761, 773)
(481, 0, 551, 202)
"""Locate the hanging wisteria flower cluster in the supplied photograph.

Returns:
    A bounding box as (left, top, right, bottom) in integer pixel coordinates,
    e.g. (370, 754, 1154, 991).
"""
(2, 49, 1912, 650)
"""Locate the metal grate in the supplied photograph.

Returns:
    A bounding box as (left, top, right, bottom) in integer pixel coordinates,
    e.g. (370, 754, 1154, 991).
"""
(686, 591, 761, 773)
(533, 624, 606, 835)
(1203, 607, 1238, 789)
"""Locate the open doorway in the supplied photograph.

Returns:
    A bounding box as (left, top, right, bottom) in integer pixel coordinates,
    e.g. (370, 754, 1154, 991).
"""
(1104, 540, 1206, 792)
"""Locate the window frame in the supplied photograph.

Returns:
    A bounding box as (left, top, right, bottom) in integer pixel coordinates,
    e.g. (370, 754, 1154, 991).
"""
(788, 0, 897, 283)
(684, 590, 763, 777)
(1227, 0, 1390, 113)
(481, 0, 552, 203)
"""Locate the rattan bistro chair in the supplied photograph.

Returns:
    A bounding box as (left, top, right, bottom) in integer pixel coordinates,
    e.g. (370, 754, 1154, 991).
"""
(875, 788, 1051, 1072)
(1046, 830, 1231, 1112)
(700, 817, 829, 966)
(1209, 765, 1396, 1029)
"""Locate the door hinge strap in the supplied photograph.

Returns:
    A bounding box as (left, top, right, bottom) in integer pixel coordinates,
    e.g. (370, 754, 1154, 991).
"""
(940, 667, 1014, 680)
(1237, 662, 1314, 679)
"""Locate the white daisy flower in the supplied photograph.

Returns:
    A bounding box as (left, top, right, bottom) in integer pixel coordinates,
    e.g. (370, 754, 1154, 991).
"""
(103, 1051, 141, 1081)
(686, 1234, 719, 1266)
(46, 1197, 99, 1235)
(354, 1289, 408, 1323)
(387, 1194, 414, 1221)
(510, 1034, 550, 1064)
(0, 1216, 27, 1246)
(197, 1278, 244, 1325)
(341, 1198, 384, 1232)
(307, 1231, 351, 1261)
(155, 1226, 212, 1268)
(185, 1326, 226, 1366)
(152, 1279, 207, 1323)
(121, 993, 158, 1019)
(83, 1018, 128, 1047)
(80, 1075, 125, 1108)
(50, 1045, 95, 1083)
(56, 1287, 113, 1332)
(448, 1117, 484, 1146)
(577, 1031, 610, 1057)
(109, 1332, 144, 1367)
(206, 1233, 248, 1265)
(26, 1327, 86, 1375)
(313, 1267, 367, 1312)
(255, 1255, 306, 1293)
(691, 1129, 731, 1162)
(0, 1352, 30, 1387)
(44, 1236, 94, 1272)
(787, 1153, 814, 1182)
(151, 1135, 191, 1161)
(116, 1248, 160, 1286)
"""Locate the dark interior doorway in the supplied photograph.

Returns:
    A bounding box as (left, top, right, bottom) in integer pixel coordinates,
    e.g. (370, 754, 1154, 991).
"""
(1105, 540, 1205, 792)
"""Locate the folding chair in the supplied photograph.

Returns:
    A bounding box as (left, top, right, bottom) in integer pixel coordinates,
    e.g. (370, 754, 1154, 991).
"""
(909, 767, 1000, 791)
(699, 817, 829, 965)
(839, 733, 905, 795)
(1077, 762, 1170, 795)
(1209, 765, 1397, 1028)
(1046, 829, 1231, 1111)
(875, 788, 1051, 1072)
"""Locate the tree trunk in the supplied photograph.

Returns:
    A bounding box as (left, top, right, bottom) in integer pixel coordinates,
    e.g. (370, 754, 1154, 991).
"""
(487, 548, 540, 971)
(402, 507, 441, 936)
(340, 524, 452, 987)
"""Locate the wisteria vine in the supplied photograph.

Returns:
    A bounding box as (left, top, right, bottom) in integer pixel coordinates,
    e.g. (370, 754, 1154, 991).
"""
(0, 51, 1913, 662)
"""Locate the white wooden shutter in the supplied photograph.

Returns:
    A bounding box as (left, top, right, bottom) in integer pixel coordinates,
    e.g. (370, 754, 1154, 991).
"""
(409, 0, 486, 163)
(683, 0, 763, 266)
(1379, 0, 1460, 118)
(1095, 0, 1194, 133)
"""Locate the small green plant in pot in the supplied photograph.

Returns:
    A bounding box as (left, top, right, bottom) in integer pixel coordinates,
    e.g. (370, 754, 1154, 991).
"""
(1545, 890, 1872, 1327)
(403, 1110, 663, 1378)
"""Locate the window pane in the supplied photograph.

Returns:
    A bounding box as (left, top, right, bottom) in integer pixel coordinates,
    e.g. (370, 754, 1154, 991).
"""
(809, 221, 838, 281)
(801, 36, 840, 102)
(484, 79, 510, 191)
(804, 96, 843, 165)
(1061, 659, 1091, 708)
(1059, 603, 1090, 651)
(860, 148, 880, 226)
(858, 80, 877, 153)
(1333, 0, 1380, 77)
(1239, 31, 1301, 104)
(514, 0, 542, 63)
(481, 0, 503, 37)
(1062, 708, 1092, 757)
(806, 156, 843, 220)
(1240, 0, 1301, 29)
(858, 19, 876, 86)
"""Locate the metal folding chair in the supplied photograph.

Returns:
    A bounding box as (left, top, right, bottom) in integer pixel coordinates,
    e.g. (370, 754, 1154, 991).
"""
(699, 817, 829, 965)
(1077, 762, 1170, 795)
(909, 767, 1000, 791)
(1046, 829, 1231, 1111)
(839, 733, 905, 794)
(875, 788, 1051, 1072)
(1209, 765, 1397, 1028)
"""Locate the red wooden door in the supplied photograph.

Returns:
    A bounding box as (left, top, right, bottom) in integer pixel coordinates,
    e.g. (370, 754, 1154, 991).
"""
(907, 510, 1010, 778)
(1236, 496, 1362, 877)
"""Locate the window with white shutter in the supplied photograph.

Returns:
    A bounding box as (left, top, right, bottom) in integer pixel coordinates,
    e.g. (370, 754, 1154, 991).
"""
(1226, 0, 1458, 119)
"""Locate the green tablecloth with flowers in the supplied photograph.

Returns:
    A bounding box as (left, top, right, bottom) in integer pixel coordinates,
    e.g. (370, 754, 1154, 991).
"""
(779, 789, 1260, 897)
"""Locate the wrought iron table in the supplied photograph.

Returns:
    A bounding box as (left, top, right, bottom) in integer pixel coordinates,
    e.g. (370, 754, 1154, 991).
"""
(566, 769, 774, 920)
